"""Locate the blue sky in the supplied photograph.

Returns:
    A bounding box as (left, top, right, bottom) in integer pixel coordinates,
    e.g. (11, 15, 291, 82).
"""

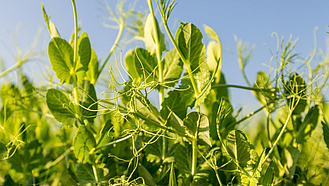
(1, 0, 328, 112)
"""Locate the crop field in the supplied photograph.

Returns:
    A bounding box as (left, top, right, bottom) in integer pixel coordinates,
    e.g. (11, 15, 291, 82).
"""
(0, 0, 329, 185)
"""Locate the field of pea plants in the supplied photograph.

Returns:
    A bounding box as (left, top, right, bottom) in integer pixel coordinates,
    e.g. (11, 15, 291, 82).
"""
(1, 0, 329, 185)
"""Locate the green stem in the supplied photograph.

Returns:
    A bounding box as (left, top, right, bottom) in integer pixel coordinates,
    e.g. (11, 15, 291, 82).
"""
(260, 110, 292, 166)
(96, 19, 124, 81)
(212, 84, 277, 93)
(191, 138, 198, 176)
(158, 4, 201, 176)
(0, 59, 29, 79)
(71, 0, 81, 122)
(147, 0, 167, 161)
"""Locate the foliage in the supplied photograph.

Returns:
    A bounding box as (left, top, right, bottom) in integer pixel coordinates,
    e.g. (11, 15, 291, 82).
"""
(1, 0, 329, 185)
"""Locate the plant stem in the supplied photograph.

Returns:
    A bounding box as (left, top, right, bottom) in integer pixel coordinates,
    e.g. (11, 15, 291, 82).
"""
(71, 0, 81, 122)
(158, 6, 201, 176)
(147, 0, 167, 161)
(212, 84, 277, 93)
(0, 58, 29, 79)
(191, 138, 198, 176)
(260, 110, 292, 166)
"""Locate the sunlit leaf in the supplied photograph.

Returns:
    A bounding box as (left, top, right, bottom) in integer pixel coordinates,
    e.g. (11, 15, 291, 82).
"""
(226, 130, 250, 168)
(76, 32, 91, 83)
(73, 125, 96, 164)
(144, 13, 166, 55)
(262, 162, 274, 186)
(163, 49, 183, 87)
(46, 88, 77, 126)
(297, 105, 320, 143)
(85, 48, 98, 85)
(48, 37, 74, 84)
(183, 112, 211, 146)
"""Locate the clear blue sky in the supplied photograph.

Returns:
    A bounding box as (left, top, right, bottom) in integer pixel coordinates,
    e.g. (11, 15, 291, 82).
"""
(1, 0, 328, 111)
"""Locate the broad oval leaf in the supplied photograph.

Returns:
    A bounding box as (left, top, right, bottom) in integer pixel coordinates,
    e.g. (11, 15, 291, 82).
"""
(206, 41, 221, 72)
(297, 105, 320, 143)
(175, 23, 205, 72)
(226, 129, 251, 168)
(144, 13, 166, 55)
(183, 112, 211, 146)
(46, 89, 77, 126)
(76, 32, 91, 83)
(163, 49, 183, 87)
(253, 71, 275, 112)
(73, 125, 96, 163)
(124, 48, 157, 84)
(85, 48, 98, 85)
(48, 37, 74, 84)
(125, 49, 141, 83)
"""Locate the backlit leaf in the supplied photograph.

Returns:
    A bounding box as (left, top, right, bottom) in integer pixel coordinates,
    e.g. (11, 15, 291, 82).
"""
(76, 32, 91, 83)
(85, 48, 98, 85)
(46, 89, 77, 126)
(175, 23, 205, 72)
(144, 13, 166, 55)
(73, 125, 96, 164)
(48, 37, 74, 84)
(183, 112, 211, 146)
(226, 130, 251, 168)
(163, 49, 183, 87)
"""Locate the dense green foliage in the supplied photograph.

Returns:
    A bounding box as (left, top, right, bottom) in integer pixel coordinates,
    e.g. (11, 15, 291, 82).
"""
(1, 0, 329, 185)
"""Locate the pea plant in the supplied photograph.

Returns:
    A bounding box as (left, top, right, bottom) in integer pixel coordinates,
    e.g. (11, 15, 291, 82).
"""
(1, 0, 329, 185)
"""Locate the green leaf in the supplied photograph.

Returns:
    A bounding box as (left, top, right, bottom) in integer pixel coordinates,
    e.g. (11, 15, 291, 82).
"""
(204, 24, 220, 43)
(76, 32, 91, 83)
(296, 105, 320, 143)
(76, 163, 103, 185)
(216, 98, 235, 138)
(46, 89, 77, 126)
(174, 143, 191, 177)
(183, 112, 211, 146)
(284, 73, 307, 115)
(48, 37, 74, 84)
(206, 41, 221, 72)
(204, 25, 222, 74)
(163, 49, 183, 87)
(322, 120, 329, 150)
(253, 71, 276, 112)
(262, 162, 274, 186)
(73, 125, 96, 163)
(175, 23, 205, 72)
(124, 48, 158, 84)
(125, 49, 141, 83)
(226, 130, 251, 168)
(138, 164, 156, 186)
(79, 80, 98, 123)
(42, 4, 60, 38)
(85, 48, 98, 85)
(161, 89, 190, 120)
(144, 13, 166, 55)
(194, 63, 211, 107)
